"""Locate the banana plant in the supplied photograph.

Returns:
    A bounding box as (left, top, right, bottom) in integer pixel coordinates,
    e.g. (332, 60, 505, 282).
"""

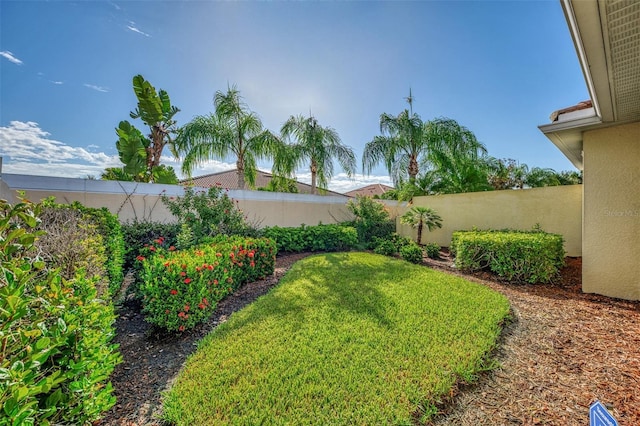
(103, 75, 179, 183)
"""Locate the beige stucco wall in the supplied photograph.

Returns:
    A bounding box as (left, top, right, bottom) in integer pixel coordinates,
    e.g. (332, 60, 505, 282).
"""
(0, 174, 408, 228)
(397, 185, 583, 257)
(582, 121, 640, 300)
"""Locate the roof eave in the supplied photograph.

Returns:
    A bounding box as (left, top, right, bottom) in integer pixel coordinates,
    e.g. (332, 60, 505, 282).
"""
(538, 113, 602, 170)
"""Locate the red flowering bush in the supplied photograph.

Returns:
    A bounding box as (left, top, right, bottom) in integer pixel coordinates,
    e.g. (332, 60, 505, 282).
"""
(139, 236, 276, 331)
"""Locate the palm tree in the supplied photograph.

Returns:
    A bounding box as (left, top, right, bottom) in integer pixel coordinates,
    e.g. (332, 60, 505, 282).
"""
(175, 86, 280, 189)
(362, 108, 426, 186)
(400, 206, 443, 245)
(276, 114, 355, 195)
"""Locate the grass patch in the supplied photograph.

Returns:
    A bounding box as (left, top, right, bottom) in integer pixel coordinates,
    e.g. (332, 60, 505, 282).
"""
(163, 252, 510, 425)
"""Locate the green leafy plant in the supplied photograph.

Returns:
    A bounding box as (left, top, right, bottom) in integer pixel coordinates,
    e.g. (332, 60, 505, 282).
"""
(161, 187, 256, 249)
(373, 238, 397, 256)
(121, 220, 181, 271)
(346, 196, 395, 247)
(400, 206, 443, 245)
(261, 224, 358, 253)
(139, 236, 276, 332)
(399, 242, 424, 264)
(452, 229, 565, 283)
(424, 242, 441, 259)
(102, 74, 180, 183)
(0, 198, 120, 425)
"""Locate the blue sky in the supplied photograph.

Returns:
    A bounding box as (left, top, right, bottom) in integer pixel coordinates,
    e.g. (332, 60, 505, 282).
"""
(0, 0, 588, 192)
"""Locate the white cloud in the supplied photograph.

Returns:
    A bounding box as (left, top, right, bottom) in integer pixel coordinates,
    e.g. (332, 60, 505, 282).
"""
(127, 22, 150, 37)
(161, 156, 236, 180)
(109, 1, 121, 10)
(50, 80, 64, 85)
(0, 51, 23, 65)
(295, 171, 393, 193)
(84, 83, 109, 93)
(0, 121, 121, 177)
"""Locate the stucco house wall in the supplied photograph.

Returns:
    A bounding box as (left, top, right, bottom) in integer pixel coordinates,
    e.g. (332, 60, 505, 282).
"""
(582, 121, 640, 300)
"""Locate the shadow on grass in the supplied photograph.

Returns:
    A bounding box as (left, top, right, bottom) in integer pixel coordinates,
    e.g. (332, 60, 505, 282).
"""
(215, 252, 401, 337)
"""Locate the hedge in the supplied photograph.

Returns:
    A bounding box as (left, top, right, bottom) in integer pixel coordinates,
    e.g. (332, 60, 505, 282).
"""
(261, 224, 358, 253)
(452, 230, 565, 283)
(138, 236, 276, 331)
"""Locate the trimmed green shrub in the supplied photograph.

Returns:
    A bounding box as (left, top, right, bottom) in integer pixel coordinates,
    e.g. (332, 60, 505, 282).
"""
(400, 242, 424, 264)
(261, 224, 358, 253)
(0, 198, 120, 425)
(121, 220, 181, 270)
(346, 196, 395, 247)
(139, 236, 276, 332)
(373, 238, 397, 256)
(424, 242, 441, 259)
(452, 230, 565, 283)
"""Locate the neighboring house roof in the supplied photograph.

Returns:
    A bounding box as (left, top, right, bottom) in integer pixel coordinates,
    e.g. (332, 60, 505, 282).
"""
(539, 0, 640, 169)
(181, 169, 347, 197)
(344, 184, 395, 198)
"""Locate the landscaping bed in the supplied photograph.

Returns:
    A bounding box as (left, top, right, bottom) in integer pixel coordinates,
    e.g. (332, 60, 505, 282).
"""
(99, 251, 640, 426)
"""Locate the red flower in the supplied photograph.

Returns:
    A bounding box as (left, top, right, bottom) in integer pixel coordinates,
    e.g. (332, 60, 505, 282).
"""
(213, 279, 219, 285)
(198, 302, 206, 310)
(207, 264, 214, 271)
(250, 262, 255, 268)
(184, 278, 192, 284)
(170, 289, 178, 295)
(164, 261, 170, 267)
(216, 253, 222, 257)
(181, 264, 187, 270)
(180, 271, 186, 277)
(165, 309, 170, 314)
(184, 304, 190, 312)
(149, 246, 156, 252)
(136, 255, 145, 261)
(169, 246, 176, 251)
(229, 252, 235, 258)
(248, 252, 255, 258)
(179, 325, 185, 332)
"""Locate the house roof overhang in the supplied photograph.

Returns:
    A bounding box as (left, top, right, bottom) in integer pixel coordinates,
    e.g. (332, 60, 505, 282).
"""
(539, 0, 640, 170)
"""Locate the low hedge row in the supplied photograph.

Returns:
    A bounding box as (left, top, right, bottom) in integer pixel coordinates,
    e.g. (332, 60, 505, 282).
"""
(451, 230, 565, 283)
(261, 224, 358, 253)
(138, 236, 276, 332)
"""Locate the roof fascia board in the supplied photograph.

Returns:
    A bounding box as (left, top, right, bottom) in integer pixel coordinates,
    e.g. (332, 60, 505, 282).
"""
(562, 0, 615, 122)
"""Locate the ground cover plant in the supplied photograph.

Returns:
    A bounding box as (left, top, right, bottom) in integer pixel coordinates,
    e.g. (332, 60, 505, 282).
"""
(162, 252, 510, 425)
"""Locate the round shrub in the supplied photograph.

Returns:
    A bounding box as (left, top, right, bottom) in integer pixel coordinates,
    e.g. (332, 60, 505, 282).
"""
(424, 242, 441, 259)
(400, 243, 424, 264)
(373, 239, 397, 256)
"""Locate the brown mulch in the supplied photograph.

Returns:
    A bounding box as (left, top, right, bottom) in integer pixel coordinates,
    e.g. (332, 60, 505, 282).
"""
(99, 251, 640, 426)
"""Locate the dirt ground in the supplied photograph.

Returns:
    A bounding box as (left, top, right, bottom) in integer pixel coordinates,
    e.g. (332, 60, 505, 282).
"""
(98, 251, 639, 426)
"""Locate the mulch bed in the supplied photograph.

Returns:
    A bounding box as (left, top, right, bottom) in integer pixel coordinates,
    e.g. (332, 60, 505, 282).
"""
(99, 251, 640, 426)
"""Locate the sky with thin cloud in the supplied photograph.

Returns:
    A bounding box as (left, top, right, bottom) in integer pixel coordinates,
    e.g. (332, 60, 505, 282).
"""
(0, 1, 588, 192)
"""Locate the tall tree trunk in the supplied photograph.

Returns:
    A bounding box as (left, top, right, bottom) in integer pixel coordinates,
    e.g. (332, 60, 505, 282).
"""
(408, 155, 419, 181)
(236, 158, 245, 190)
(310, 160, 318, 195)
(417, 220, 423, 245)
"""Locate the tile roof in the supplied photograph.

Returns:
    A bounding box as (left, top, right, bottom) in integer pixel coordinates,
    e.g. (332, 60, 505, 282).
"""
(180, 169, 346, 197)
(344, 183, 395, 198)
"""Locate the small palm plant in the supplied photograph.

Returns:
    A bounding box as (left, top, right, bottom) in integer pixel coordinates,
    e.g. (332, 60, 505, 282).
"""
(400, 206, 443, 245)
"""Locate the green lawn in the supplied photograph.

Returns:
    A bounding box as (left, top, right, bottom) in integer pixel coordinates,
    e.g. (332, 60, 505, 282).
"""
(163, 252, 510, 425)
